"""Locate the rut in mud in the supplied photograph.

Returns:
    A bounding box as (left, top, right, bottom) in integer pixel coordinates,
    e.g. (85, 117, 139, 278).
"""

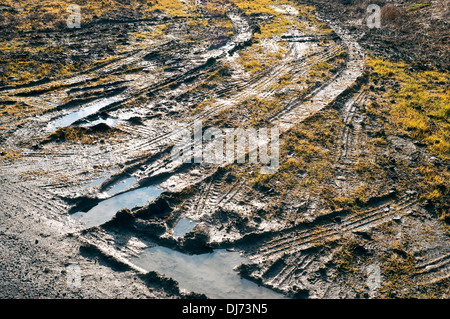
(1, 0, 449, 299)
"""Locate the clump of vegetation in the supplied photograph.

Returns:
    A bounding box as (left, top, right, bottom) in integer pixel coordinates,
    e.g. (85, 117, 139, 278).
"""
(308, 61, 334, 80)
(251, 110, 341, 193)
(0, 102, 41, 118)
(243, 96, 284, 126)
(0, 0, 199, 32)
(378, 250, 416, 298)
(334, 238, 363, 274)
(145, 0, 197, 17)
(366, 56, 449, 221)
(0, 55, 77, 85)
(19, 169, 50, 180)
(238, 42, 287, 75)
(48, 126, 118, 144)
(0, 148, 23, 162)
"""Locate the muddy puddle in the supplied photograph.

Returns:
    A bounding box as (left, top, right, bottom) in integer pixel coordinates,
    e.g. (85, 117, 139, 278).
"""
(105, 177, 137, 197)
(130, 247, 285, 299)
(72, 185, 162, 228)
(88, 176, 108, 188)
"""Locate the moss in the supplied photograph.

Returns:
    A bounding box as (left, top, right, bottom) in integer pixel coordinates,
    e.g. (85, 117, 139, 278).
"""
(308, 61, 333, 80)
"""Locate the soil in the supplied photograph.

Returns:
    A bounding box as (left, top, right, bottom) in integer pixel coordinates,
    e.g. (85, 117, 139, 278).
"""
(0, 0, 448, 299)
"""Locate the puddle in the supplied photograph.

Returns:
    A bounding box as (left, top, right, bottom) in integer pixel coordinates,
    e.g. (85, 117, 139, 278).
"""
(48, 97, 120, 130)
(72, 185, 162, 228)
(106, 177, 137, 196)
(173, 218, 198, 238)
(130, 247, 285, 299)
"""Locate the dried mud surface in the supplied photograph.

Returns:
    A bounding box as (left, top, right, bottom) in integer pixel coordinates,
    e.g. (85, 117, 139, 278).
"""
(0, 0, 448, 299)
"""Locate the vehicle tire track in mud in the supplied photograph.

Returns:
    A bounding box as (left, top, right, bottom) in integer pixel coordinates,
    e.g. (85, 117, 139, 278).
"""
(1, 10, 251, 147)
(105, 33, 346, 159)
(97, 26, 360, 196)
(0, 1, 381, 299)
(271, 26, 365, 131)
(130, 18, 367, 226)
(252, 195, 417, 261)
(72, 0, 368, 280)
(415, 250, 450, 284)
(187, 169, 245, 218)
(80, 9, 370, 297)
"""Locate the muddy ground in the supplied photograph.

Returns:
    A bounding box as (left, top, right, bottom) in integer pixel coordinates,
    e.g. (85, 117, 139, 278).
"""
(0, 0, 449, 299)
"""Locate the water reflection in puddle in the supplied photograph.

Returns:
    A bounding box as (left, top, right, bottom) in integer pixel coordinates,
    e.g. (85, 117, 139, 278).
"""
(72, 185, 162, 228)
(173, 218, 198, 238)
(106, 177, 137, 197)
(130, 247, 285, 299)
(88, 176, 107, 188)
